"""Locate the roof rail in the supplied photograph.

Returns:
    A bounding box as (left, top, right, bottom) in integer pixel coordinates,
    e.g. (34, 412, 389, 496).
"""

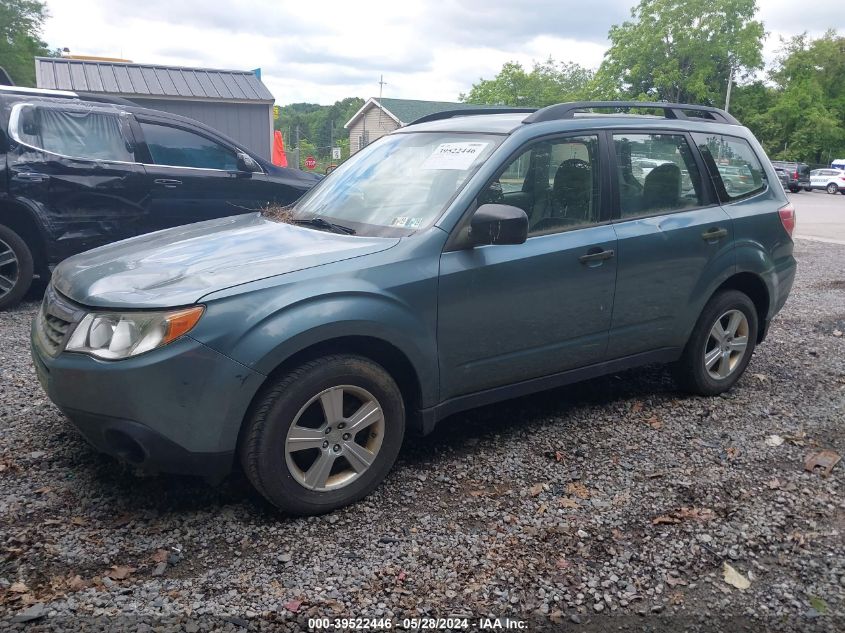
(0, 85, 78, 98)
(410, 107, 536, 125)
(524, 101, 740, 125)
(0, 85, 138, 107)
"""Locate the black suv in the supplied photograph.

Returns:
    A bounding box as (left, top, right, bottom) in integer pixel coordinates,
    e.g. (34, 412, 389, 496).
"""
(0, 86, 319, 309)
(770, 160, 811, 193)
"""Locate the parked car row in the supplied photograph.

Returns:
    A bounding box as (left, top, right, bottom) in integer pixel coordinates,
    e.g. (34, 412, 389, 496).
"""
(0, 86, 321, 309)
(30, 100, 796, 514)
(770, 160, 811, 193)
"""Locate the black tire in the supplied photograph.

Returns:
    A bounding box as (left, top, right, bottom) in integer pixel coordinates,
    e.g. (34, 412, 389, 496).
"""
(240, 354, 405, 515)
(827, 183, 839, 195)
(789, 186, 799, 193)
(804, 186, 812, 192)
(0, 224, 34, 311)
(673, 290, 758, 396)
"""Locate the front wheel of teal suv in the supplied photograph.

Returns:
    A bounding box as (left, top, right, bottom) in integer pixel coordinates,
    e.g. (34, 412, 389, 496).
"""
(239, 354, 406, 515)
(673, 290, 759, 396)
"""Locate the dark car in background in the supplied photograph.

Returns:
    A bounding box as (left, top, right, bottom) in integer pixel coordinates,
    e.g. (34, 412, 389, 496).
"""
(0, 86, 320, 309)
(772, 166, 791, 192)
(770, 160, 811, 193)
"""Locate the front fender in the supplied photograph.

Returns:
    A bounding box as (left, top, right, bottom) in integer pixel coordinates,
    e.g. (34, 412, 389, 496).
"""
(192, 280, 439, 408)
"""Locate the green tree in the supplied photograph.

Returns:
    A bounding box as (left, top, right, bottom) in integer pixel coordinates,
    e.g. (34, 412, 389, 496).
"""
(594, 0, 764, 105)
(750, 31, 845, 163)
(460, 58, 594, 107)
(0, 0, 51, 86)
(275, 97, 364, 163)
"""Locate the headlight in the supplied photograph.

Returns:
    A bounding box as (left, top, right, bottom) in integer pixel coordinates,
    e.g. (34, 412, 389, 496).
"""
(65, 306, 204, 360)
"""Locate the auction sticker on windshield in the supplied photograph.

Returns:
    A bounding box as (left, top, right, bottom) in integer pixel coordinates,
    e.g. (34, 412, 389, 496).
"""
(422, 142, 489, 170)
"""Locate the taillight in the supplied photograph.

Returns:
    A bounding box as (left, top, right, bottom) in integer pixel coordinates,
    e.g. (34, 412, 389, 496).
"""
(778, 203, 795, 237)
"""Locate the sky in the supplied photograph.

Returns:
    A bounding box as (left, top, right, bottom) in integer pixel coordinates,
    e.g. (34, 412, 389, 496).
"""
(40, 0, 839, 106)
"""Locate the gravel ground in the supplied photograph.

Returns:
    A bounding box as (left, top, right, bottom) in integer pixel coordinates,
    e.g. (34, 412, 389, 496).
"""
(1, 239, 843, 632)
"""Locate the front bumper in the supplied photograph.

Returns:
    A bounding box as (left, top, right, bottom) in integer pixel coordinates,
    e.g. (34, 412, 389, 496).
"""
(31, 311, 266, 479)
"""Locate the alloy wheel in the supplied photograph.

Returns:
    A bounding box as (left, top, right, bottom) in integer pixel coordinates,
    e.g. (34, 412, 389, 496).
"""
(703, 309, 749, 380)
(284, 385, 385, 492)
(827, 183, 838, 194)
(0, 237, 20, 300)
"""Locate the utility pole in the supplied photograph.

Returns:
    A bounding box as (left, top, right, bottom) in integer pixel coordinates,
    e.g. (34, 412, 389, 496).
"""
(725, 66, 734, 113)
(295, 125, 301, 169)
(378, 74, 387, 98)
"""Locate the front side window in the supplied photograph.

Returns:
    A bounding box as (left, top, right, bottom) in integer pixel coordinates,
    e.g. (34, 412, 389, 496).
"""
(692, 133, 765, 201)
(479, 135, 601, 237)
(11, 104, 134, 162)
(613, 133, 705, 218)
(294, 132, 503, 236)
(139, 122, 238, 170)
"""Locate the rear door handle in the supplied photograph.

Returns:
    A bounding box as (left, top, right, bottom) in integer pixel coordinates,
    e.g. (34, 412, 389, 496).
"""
(701, 227, 728, 241)
(154, 178, 182, 188)
(579, 248, 615, 264)
(13, 172, 48, 183)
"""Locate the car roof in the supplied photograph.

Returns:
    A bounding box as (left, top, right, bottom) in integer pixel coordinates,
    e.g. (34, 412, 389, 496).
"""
(0, 91, 255, 156)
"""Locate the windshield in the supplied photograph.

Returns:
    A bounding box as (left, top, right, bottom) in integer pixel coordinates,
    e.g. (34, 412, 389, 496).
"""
(293, 132, 503, 236)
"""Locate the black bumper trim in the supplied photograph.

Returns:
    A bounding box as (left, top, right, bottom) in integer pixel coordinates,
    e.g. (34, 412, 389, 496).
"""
(62, 408, 234, 480)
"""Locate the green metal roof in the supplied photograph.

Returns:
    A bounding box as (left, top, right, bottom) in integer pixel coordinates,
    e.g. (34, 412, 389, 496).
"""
(375, 98, 504, 124)
(344, 97, 510, 129)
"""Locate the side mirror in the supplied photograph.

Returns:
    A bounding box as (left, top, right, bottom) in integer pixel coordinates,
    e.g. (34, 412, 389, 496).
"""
(469, 203, 528, 246)
(236, 151, 261, 173)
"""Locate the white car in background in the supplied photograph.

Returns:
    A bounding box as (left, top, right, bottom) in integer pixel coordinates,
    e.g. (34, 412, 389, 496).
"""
(810, 168, 845, 194)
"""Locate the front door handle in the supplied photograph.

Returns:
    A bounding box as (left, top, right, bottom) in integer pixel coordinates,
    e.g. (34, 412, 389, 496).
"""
(154, 178, 182, 188)
(701, 227, 728, 241)
(579, 248, 615, 264)
(13, 172, 48, 183)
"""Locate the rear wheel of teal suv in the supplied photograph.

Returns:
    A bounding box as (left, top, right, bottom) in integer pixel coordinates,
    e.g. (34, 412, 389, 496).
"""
(673, 290, 759, 396)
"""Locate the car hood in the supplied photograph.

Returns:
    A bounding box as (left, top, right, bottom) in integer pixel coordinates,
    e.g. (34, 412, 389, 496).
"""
(52, 213, 399, 308)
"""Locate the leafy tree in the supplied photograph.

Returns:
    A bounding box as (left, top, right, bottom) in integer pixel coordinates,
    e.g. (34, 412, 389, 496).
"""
(0, 0, 51, 86)
(461, 58, 593, 107)
(594, 0, 764, 105)
(757, 32, 844, 163)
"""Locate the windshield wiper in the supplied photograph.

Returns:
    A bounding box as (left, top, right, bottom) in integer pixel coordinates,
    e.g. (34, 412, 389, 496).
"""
(293, 216, 356, 235)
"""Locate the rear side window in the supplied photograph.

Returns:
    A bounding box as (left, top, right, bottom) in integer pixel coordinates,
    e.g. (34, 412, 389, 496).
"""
(691, 133, 765, 201)
(11, 104, 134, 162)
(139, 122, 238, 170)
(613, 133, 705, 218)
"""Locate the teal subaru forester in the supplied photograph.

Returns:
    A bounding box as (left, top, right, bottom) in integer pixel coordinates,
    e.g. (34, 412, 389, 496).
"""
(32, 102, 796, 514)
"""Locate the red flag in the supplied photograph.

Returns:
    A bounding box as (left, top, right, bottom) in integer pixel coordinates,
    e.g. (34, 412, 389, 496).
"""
(272, 130, 288, 167)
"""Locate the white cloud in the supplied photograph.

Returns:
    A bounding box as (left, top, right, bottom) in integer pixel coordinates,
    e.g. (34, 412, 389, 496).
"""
(40, 0, 839, 105)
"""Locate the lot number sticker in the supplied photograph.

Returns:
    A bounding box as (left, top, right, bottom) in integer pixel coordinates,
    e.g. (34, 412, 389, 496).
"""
(422, 142, 489, 170)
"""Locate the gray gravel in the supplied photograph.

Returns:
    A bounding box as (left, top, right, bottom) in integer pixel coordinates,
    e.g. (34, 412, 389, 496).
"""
(1, 239, 843, 632)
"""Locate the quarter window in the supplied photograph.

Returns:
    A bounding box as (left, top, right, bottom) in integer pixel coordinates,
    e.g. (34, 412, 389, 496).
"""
(691, 133, 765, 201)
(479, 135, 601, 237)
(613, 133, 705, 218)
(12, 104, 134, 162)
(139, 122, 238, 170)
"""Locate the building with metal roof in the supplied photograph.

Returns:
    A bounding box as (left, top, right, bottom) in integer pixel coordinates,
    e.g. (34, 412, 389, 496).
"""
(35, 57, 275, 159)
(344, 97, 505, 154)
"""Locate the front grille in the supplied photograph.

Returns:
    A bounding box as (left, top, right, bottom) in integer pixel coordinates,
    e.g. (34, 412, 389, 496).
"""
(38, 309, 71, 355)
(35, 287, 81, 356)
